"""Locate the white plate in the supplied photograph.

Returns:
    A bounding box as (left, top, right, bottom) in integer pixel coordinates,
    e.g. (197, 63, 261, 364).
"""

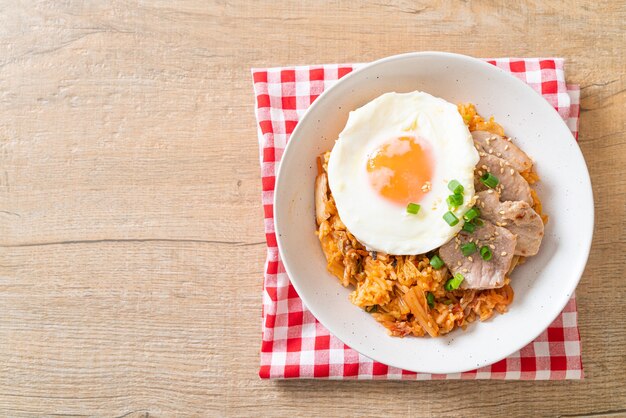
(273, 52, 593, 374)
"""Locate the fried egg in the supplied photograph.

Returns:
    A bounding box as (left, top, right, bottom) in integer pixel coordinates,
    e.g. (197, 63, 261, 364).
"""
(327, 91, 479, 255)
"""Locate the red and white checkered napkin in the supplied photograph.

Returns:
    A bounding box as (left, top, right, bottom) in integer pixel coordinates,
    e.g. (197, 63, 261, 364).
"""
(252, 58, 583, 380)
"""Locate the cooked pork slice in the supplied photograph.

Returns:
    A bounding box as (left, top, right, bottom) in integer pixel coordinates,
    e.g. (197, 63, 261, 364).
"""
(498, 201, 545, 256)
(472, 130, 533, 172)
(476, 191, 544, 256)
(315, 173, 331, 225)
(474, 153, 533, 205)
(438, 222, 516, 290)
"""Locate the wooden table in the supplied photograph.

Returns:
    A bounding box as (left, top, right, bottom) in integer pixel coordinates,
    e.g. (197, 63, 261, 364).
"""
(1, 1, 624, 416)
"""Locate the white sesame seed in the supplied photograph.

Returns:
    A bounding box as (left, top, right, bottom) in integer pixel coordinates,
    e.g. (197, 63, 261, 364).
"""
(496, 222, 502, 227)
(468, 256, 473, 262)
(455, 244, 459, 250)
(462, 268, 469, 273)
(488, 149, 494, 154)
(501, 251, 507, 256)
(499, 210, 505, 215)
(510, 168, 515, 175)
(487, 189, 494, 194)
(480, 202, 485, 208)
(477, 170, 483, 176)
(482, 164, 488, 170)
(501, 222, 508, 226)
(490, 244, 496, 249)
(479, 152, 486, 157)
(494, 231, 499, 236)
(500, 167, 505, 174)
(496, 152, 502, 157)
(504, 144, 509, 150)
(457, 261, 462, 266)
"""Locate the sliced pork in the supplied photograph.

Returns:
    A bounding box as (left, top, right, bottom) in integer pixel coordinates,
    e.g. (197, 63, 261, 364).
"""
(474, 153, 533, 205)
(476, 191, 544, 256)
(472, 130, 533, 172)
(438, 221, 516, 290)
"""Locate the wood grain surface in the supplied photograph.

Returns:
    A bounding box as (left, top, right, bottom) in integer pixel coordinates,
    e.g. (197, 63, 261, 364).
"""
(0, 1, 624, 417)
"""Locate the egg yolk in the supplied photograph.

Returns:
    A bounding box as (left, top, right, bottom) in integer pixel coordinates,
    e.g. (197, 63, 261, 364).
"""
(366, 136, 433, 205)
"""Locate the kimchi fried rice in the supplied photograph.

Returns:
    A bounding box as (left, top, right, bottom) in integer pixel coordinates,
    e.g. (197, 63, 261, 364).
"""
(315, 104, 546, 338)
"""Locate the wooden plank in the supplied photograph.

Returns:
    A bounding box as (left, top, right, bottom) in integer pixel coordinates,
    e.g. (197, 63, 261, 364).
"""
(0, 0, 624, 416)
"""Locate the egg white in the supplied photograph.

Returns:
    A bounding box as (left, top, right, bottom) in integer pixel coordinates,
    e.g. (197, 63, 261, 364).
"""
(327, 91, 479, 255)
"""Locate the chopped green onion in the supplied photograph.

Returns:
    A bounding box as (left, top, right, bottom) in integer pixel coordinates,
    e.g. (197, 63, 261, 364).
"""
(429, 254, 444, 269)
(443, 211, 459, 226)
(462, 222, 476, 233)
(461, 242, 477, 256)
(444, 273, 465, 291)
(463, 207, 480, 222)
(480, 172, 500, 188)
(448, 180, 464, 195)
(446, 193, 463, 208)
(480, 246, 493, 261)
(473, 218, 484, 227)
(406, 202, 421, 215)
(426, 292, 435, 308)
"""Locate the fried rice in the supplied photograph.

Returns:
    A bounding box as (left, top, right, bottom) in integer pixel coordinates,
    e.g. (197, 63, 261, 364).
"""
(314, 104, 545, 338)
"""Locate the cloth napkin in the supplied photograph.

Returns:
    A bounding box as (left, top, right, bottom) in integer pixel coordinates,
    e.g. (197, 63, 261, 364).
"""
(252, 58, 583, 380)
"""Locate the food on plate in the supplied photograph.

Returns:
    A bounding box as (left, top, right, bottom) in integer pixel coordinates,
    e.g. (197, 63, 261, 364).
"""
(315, 91, 546, 337)
(327, 92, 479, 255)
(474, 153, 533, 205)
(475, 190, 544, 256)
(471, 131, 532, 172)
(438, 221, 516, 290)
